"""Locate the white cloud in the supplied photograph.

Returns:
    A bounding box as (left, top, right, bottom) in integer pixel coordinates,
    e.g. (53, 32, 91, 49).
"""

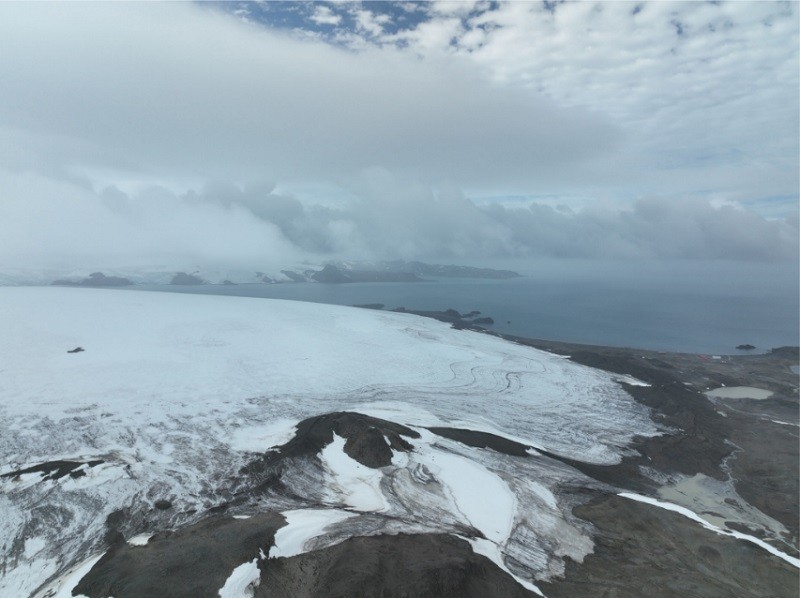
(352, 8, 392, 37)
(310, 5, 342, 26)
(330, 2, 797, 206)
(457, 1, 798, 202)
(0, 170, 302, 272)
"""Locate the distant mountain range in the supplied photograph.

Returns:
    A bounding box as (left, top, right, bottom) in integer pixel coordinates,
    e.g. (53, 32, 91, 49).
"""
(329, 260, 521, 280)
(51, 272, 133, 287)
(37, 260, 521, 287)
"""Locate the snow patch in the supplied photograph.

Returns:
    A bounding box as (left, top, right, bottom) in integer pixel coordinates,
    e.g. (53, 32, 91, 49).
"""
(270, 509, 357, 559)
(467, 537, 544, 596)
(230, 419, 299, 453)
(414, 440, 516, 544)
(127, 533, 153, 546)
(33, 553, 104, 598)
(218, 558, 260, 598)
(320, 434, 387, 512)
(613, 374, 651, 387)
(619, 493, 800, 568)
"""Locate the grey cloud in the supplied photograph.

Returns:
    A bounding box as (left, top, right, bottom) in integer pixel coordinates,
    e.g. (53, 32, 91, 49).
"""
(0, 2, 618, 190)
(0, 167, 796, 277)
(0, 2, 796, 276)
(480, 197, 799, 261)
(189, 173, 798, 262)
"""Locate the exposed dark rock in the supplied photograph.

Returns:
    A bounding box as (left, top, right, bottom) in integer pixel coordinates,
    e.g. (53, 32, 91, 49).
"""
(280, 270, 307, 282)
(546, 348, 732, 482)
(390, 307, 495, 331)
(1, 459, 104, 482)
(74, 514, 285, 598)
(427, 427, 531, 457)
(257, 533, 537, 598)
(154, 500, 172, 511)
(280, 412, 417, 467)
(310, 264, 351, 284)
(242, 412, 419, 479)
(502, 334, 799, 541)
(540, 494, 798, 598)
(770, 346, 800, 359)
(67, 347, 85, 353)
(736, 344, 756, 351)
(104, 509, 129, 546)
(425, 426, 644, 489)
(170, 272, 205, 285)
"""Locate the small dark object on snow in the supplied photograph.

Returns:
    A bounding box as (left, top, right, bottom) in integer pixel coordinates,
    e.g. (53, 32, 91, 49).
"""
(736, 344, 756, 351)
(154, 499, 172, 510)
(68, 347, 84, 353)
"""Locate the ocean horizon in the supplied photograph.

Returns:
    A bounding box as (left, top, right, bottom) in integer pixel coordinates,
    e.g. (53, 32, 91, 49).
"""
(124, 260, 799, 356)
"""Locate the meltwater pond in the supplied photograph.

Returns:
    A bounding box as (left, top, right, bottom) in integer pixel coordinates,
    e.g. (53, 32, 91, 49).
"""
(130, 260, 799, 355)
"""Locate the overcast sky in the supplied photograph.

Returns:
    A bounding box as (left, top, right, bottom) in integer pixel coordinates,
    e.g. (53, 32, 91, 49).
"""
(0, 1, 797, 273)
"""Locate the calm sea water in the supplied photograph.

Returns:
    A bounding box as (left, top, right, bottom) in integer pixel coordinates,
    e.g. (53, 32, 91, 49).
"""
(128, 260, 799, 356)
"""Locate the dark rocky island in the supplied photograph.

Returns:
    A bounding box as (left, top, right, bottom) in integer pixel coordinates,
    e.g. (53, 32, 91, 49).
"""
(329, 260, 521, 279)
(170, 272, 206, 285)
(311, 264, 423, 283)
(280, 269, 308, 283)
(301, 260, 522, 284)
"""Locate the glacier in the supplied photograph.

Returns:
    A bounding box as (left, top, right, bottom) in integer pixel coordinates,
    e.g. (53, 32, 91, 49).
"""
(0, 287, 663, 597)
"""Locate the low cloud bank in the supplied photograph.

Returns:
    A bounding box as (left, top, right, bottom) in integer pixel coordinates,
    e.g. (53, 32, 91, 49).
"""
(1, 170, 796, 276)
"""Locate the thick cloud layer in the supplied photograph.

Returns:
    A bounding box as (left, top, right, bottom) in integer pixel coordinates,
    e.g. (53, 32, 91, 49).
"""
(2, 171, 795, 275)
(0, 2, 615, 189)
(0, 1, 796, 273)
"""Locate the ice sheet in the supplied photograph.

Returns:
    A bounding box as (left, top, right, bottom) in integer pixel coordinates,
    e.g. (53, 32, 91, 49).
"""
(0, 287, 661, 595)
